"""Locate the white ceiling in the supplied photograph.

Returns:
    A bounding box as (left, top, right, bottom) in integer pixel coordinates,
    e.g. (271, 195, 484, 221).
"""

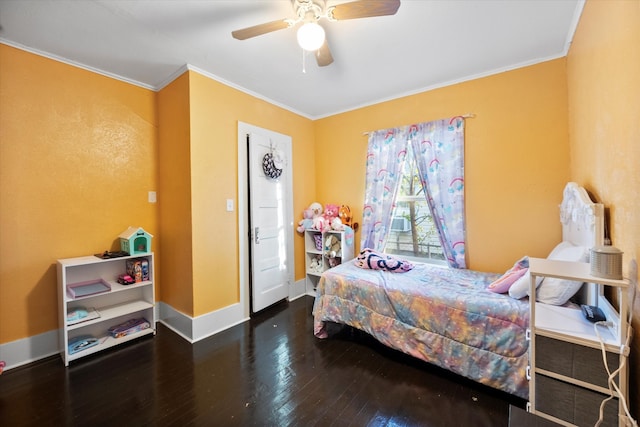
(0, 0, 584, 119)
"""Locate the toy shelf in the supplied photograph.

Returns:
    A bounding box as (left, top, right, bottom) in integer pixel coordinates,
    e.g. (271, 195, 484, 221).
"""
(57, 253, 156, 366)
(67, 300, 154, 331)
(304, 230, 354, 294)
(66, 328, 155, 364)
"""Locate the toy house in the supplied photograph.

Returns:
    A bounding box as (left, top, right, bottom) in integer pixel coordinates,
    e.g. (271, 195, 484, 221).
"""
(119, 226, 153, 255)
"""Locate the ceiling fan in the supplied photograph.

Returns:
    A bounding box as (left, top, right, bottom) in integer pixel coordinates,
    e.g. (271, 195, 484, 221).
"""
(231, 0, 401, 67)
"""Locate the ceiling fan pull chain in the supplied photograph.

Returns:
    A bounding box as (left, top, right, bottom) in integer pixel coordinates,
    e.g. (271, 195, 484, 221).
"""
(302, 48, 307, 74)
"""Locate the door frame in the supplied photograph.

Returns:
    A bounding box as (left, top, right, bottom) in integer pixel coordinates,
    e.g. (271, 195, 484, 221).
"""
(237, 121, 295, 318)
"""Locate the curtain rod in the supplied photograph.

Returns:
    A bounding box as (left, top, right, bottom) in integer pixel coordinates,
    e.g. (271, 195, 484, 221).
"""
(362, 113, 475, 136)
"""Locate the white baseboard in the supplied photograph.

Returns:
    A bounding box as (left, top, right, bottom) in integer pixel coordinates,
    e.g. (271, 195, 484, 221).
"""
(193, 302, 247, 342)
(0, 305, 163, 371)
(289, 277, 307, 300)
(157, 282, 312, 342)
(0, 302, 250, 370)
(0, 329, 59, 371)
(157, 302, 194, 342)
(0, 291, 314, 371)
(156, 301, 249, 343)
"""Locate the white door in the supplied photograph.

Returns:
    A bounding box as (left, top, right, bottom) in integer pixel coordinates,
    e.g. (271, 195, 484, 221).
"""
(247, 129, 293, 313)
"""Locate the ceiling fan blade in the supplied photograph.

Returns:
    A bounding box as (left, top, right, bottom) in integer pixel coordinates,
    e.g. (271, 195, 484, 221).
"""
(316, 39, 334, 67)
(329, 0, 400, 20)
(231, 19, 290, 40)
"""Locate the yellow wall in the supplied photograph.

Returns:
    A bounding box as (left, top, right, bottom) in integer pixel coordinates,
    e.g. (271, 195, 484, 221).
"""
(157, 72, 194, 315)
(159, 70, 316, 317)
(0, 44, 158, 343)
(4, 10, 637, 418)
(566, 0, 640, 415)
(0, 42, 571, 345)
(315, 59, 570, 272)
(0, 40, 316, 344)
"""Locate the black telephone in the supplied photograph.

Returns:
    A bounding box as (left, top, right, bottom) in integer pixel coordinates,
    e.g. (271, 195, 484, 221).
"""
(580, 304, 606, 323)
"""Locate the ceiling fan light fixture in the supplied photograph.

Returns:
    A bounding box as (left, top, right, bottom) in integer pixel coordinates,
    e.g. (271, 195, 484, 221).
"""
(297, 22, 325, 51)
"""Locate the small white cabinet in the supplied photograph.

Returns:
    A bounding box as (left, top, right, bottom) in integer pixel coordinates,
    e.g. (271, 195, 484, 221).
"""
(527, 258, 631, 427)
(305, 229, 354, 293)
(57, 253, 156, 366)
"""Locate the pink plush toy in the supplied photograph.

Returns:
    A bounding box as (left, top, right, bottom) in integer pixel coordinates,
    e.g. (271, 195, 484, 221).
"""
(313, 215, 328, 232)
(323, 203, 339, 224)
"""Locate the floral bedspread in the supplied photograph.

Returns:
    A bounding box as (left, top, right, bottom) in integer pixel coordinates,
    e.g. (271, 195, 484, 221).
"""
(313, 260, 530, 398)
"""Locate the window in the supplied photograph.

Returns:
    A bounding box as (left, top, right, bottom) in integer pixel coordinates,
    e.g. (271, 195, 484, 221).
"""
(384, 146, 445, 264)
(362, 118, 465, 268)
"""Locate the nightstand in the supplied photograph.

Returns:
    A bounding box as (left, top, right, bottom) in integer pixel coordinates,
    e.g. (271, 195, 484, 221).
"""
(527, 258, 631, 427)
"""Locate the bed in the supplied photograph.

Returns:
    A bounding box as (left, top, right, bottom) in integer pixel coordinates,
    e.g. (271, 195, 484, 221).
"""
(312, 182, 604, 399)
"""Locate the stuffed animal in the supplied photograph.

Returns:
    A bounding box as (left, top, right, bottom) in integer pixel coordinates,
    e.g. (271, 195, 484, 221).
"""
(325, 235, 341, 258)
(309, 202, 323, 219)
(323, 203, 339, 225)
(343, 225, 355, 246)
(330, 217, 345, 231)
(308, 202, 328, 231)
(338, 205, 353, 228)
(296, 208, 314, 233)
(309, 255, 323, 273)
(313, 215, 329, 232)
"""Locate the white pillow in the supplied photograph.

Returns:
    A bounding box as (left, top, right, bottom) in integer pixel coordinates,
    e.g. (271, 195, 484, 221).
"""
(508, 270, 542, 299)
(547, 241, 588, 263)
(536, 243, 588, 305)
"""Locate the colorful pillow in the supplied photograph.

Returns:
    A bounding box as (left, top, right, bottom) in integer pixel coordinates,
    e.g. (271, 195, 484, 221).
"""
(488, 256, 529, 293)
(488, 267, 528, 293)
(354, 248, 414, 272)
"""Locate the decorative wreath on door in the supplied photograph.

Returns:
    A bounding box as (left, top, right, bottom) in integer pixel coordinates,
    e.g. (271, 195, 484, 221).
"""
(262, 145, 285, 180)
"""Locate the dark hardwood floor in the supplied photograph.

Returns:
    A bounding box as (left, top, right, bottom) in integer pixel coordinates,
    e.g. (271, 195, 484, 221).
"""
(0, 296, 524, 426)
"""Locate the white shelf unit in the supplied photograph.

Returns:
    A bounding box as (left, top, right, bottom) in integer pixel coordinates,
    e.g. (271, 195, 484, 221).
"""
(57, 253, 156, 366)
(305, 229, 354, 293)
(527, 258, 631, 427)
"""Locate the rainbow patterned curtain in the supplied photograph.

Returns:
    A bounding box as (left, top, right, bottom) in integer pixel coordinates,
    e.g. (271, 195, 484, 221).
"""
(361, 128, 408, 253)
(361, 117, 466, 268)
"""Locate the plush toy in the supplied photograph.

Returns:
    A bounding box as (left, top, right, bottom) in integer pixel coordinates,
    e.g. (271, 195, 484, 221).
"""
(313, 215, 329, 232)
(308, 202, 327, 231)
(338, 205, 353, 228)
(338, 204, 359, 231)
(309, 202, 323, 219)
(330, 217, 344, 231)
(325, 235, 342, 258)
(296, 208, 314, 233)
(325, 234, 342, 268)
(323, 203, 339, 225)
(309, 255, 322, 273)
(343, 225, 354, 246)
